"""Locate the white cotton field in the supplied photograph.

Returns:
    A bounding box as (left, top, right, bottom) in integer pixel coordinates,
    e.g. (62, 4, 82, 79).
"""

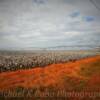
(0, 50, 99, 72)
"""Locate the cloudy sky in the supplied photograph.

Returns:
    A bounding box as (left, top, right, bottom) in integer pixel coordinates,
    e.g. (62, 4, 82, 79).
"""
(0, 0, 100, 50)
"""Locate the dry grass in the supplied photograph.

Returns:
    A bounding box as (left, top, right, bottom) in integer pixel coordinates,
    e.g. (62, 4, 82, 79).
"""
(0, 56, 100, 99)
(79, 59, 100, 77)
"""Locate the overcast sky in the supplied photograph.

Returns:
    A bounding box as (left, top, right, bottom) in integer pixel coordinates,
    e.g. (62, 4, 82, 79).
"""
(0, 0, 100, 50)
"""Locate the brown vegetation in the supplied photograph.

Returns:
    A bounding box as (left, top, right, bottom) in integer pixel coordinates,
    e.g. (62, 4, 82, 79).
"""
(0, 56, 100, 99)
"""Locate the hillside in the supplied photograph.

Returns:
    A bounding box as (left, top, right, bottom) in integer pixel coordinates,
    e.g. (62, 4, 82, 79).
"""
(0, 56, 100, 99)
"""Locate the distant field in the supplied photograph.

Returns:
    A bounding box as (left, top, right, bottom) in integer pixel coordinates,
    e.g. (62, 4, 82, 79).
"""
(0, 50, 99, 72)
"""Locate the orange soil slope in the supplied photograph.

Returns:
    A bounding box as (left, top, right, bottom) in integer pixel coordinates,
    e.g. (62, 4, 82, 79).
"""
(0, 56, 100, 91)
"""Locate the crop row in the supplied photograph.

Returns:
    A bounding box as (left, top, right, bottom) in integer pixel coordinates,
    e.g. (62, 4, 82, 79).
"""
(0, 51, 97, 72)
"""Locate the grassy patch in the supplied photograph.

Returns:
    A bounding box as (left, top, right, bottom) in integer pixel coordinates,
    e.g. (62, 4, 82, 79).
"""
(61, 75, 87, 91)
(79, 60, 100, 77)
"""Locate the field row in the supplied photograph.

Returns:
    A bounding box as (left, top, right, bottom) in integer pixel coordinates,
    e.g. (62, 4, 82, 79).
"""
(0, 51, 98, 72)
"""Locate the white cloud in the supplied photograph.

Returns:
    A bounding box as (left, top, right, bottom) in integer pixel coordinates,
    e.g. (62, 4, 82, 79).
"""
(0, 0, 100, 49)
(65, 31, 81, 36)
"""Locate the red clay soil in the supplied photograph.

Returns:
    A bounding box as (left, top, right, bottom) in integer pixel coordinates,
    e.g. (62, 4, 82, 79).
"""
(0, 56, 100, 91)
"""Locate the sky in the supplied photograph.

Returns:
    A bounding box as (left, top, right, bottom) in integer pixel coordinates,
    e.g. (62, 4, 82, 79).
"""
(0, 0, 100, 50)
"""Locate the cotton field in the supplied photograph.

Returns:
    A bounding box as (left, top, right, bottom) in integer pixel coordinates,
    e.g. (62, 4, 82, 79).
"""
(0, 50, 98, 72)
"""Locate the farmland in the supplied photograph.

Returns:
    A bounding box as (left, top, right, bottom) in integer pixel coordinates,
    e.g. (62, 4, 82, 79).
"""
(0, 50, 100, 99)
(0, 50, 99, 72)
